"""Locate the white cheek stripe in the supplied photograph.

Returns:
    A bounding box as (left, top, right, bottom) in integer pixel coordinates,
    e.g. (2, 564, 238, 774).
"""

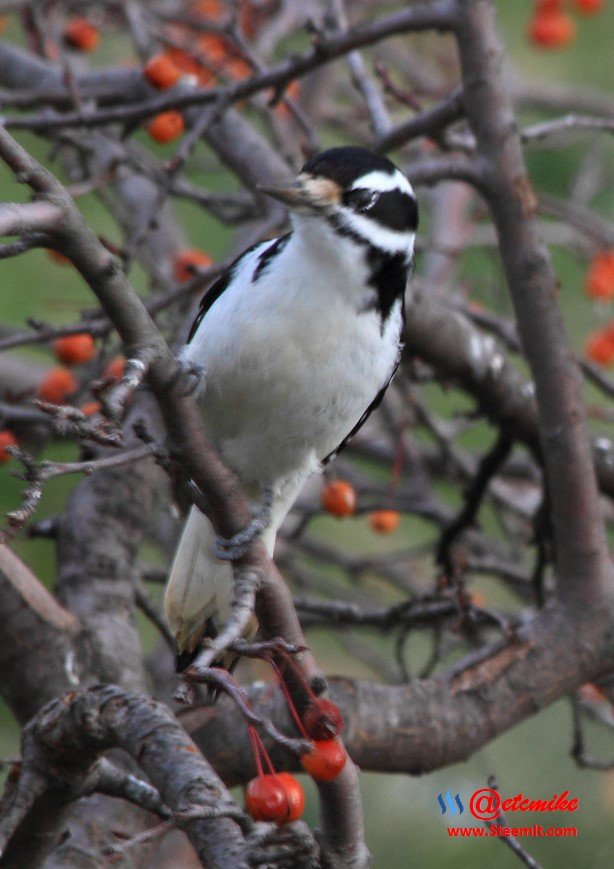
(351, 169, 414, 197)
(342, 209, 416, 255)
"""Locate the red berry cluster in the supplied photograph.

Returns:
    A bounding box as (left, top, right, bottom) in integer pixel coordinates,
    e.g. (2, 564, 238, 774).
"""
(246, 772, 304, 824)
(11, 5, 293, 150)
(141, 1, 287, 144)
(1, 329, 106, 459)
(12, 249, 219, 433)
(271, 656, 347, 782)
(527, 0, 606, 50)
(245, 727, 305, 825)
(299, 698, 347, 782)
(37, 333, 96, 405)
(243, 650, 348, 825)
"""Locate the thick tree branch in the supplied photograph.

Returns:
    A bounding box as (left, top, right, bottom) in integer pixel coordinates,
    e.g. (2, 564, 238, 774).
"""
(452, 0, 614, 605)
(0, 544, 78, 723)
(403, 287, 614, 497)
(3, 685, 250, 868)
(0, 200, 62, 237)
(182, 604, 614, 784)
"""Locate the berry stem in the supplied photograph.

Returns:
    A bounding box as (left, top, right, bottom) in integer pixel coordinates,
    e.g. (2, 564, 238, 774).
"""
(267, 655, 310, 739)
(248, 725, 264, 778)
(249, 725, 276, 775)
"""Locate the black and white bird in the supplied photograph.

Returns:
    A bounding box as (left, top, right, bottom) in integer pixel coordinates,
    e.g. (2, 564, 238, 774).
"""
(164, 146, 418, 662)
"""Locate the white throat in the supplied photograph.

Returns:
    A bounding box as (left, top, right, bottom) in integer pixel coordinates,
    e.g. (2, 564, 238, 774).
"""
(290, 212, 369, 271)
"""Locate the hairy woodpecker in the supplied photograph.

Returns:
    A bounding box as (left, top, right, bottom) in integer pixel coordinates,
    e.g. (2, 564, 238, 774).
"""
(164, 146, 418, 665)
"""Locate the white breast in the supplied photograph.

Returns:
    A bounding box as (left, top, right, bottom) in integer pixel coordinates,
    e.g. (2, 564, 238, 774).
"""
(182, 224, 404, 490)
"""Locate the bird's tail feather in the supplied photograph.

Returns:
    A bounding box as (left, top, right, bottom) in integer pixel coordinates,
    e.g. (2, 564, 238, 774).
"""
(164, 505, 251, 658)
(164, 476, 305, 669)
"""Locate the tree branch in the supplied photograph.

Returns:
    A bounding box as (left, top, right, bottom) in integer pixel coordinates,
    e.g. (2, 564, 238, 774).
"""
(0, 544, 78, 723)
(0, 200, 62, 237)
(377, 87, 465, 152)
(452, 0, 614, 605)
(4, 685, 250, 867)
(181, 604, 614, 784)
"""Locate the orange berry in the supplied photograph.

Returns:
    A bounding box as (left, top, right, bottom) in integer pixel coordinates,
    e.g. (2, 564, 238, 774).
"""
(147, 111, 184, 144)
(53, 333, 96, 366)
(225, 56, 252, 80)
(165, 46, 216, 87)
(240, 0, 257, 37)
(47, 249, 71, 265)
(321, 479, 357, 517)
(245, 775, 286, 823)
(301, 739, 347, 782)
(192, 0, 224, 18)
(64, 18, 99, 52)
(194, 34, 252, 82)
(527, 10, 576, 48)
(273, 80, 301, 118)
(0, 430, 18, 463)
(245, 773, 304, 824)
(239, 0, 274, 38)
(144, 54, 182, 90)
(173, 249, 213, 282)
(574, 0, 604, 13)
(585, 325, 614, 367)
(38, 367, 78, 403)
(166, 48, 200, 76)
(103, 355, 126, 381)
(368, 509, 400, 534)
(198, 33, 229, 65)
(275, 773, 305, 823)
(585, 251, 614, 302)
(80, 401, 102, 417)
(303, 699, 344, 740)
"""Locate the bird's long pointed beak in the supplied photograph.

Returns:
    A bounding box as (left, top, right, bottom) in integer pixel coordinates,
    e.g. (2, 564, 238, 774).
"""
(258, 180, 316, 210)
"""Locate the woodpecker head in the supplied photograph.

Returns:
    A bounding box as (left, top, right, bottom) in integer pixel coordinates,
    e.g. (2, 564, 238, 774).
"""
(260, 146, 418, 262)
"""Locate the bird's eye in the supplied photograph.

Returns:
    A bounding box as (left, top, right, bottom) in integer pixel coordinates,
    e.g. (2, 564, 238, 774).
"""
(343, 188, 378, 212)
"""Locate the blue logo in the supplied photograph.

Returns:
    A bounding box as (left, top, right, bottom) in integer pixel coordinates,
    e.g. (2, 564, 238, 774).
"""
(437, 791, 464, 815)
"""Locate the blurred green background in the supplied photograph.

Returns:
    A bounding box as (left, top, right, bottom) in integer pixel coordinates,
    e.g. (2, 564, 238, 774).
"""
(1, 1, 613, 866)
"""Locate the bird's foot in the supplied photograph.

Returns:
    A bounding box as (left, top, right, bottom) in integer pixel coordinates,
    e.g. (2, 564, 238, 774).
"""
(169, 360, 205, 396)
(213, 488, 273, 560)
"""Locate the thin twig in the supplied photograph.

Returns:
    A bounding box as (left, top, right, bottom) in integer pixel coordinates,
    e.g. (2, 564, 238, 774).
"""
(483, 776, 544, 869)
(3, 443, 164, 538)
